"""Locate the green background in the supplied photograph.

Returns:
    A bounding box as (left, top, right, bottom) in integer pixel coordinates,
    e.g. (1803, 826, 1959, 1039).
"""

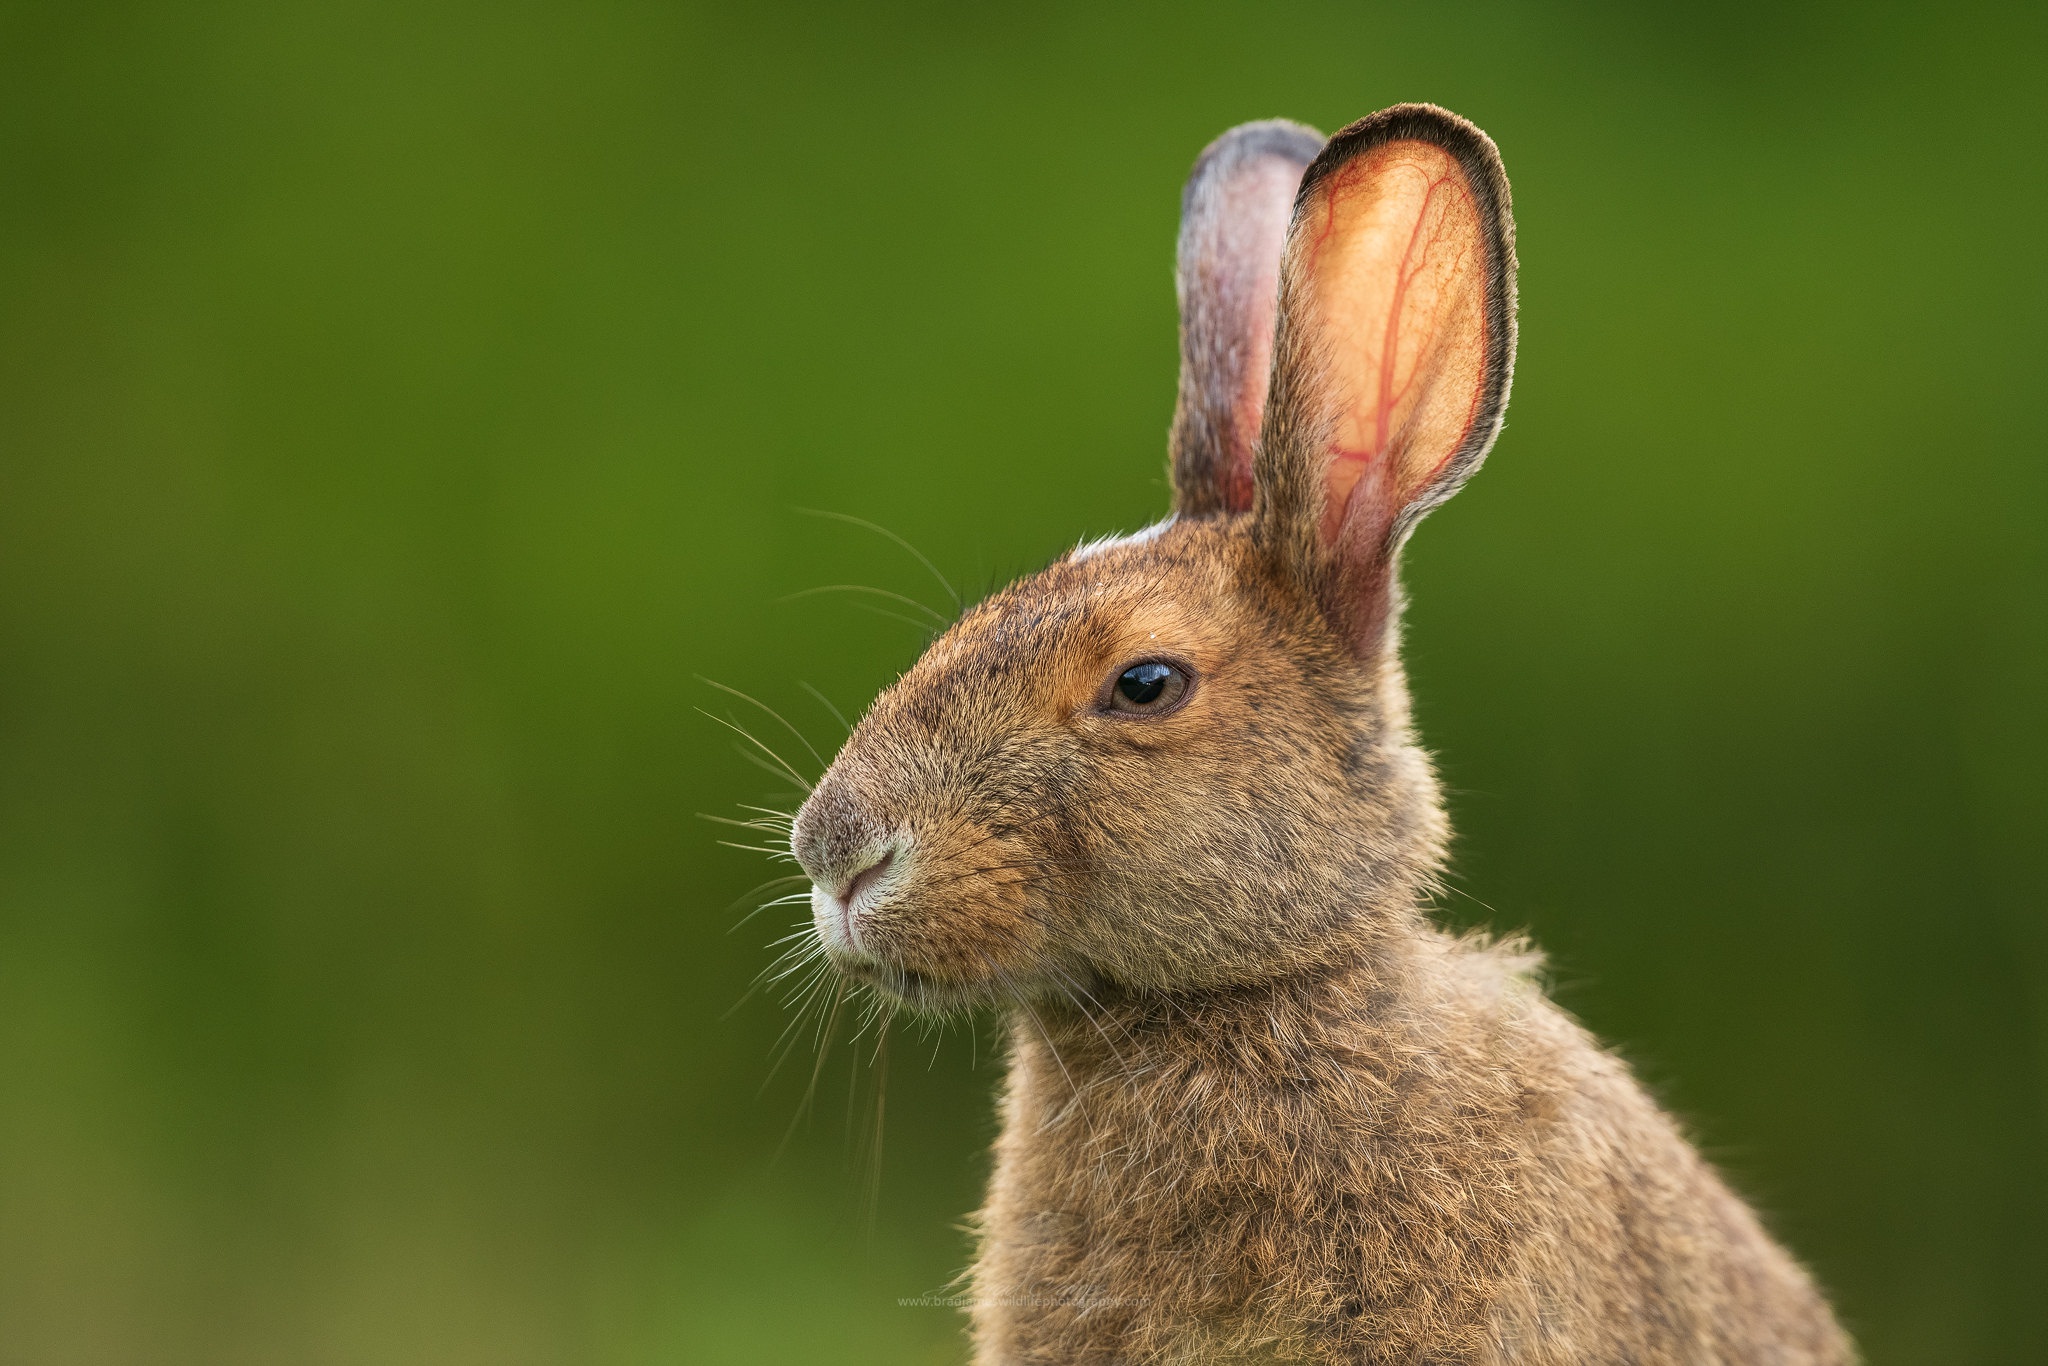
(2, 2, 2043, 1361)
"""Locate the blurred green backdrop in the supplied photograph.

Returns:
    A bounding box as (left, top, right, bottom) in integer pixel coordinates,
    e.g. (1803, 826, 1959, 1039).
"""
(1, 1, 2043, 1361)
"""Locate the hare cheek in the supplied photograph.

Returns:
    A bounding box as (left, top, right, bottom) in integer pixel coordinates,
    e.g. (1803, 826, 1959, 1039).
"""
(887, 867, 1039, 984)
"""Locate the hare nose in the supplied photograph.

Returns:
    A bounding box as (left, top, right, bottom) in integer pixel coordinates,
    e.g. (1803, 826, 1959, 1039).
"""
(808, 839, 905, 959)
(836, 847, 896, 907)
(791, 776, 893, 887)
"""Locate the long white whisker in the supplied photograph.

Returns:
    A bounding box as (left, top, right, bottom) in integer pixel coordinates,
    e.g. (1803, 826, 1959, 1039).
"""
(731, 895, 811, 935)
(781, 584, 948, 626)
(845, 601, 941, 637)
(715, 840, 800, 861)
(723, 873, 808, 915)
(794, 507, 962, 614)
(727, 742, 810, 791)
(799, 681, 853, 736)
(774, 978, 848, 1160)
(698, 676, 829, 773)
(699, 709, 815, 792)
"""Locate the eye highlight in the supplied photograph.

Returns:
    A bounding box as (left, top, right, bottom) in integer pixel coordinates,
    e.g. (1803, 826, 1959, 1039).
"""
(1105, 660, 1191, 716)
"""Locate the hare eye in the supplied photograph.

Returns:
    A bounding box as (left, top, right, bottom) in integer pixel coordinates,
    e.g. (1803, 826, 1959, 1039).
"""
(1108, 661, 1190, 715)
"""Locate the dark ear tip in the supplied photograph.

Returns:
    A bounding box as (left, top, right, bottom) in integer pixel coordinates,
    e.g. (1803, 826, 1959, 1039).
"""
(1294, 102, 1517, 377)
(1182, 118, 1328, 213)
(1299, 104, 1511, 220)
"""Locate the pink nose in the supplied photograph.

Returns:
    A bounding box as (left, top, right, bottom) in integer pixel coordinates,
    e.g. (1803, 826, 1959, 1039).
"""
(837, 848, 895, 908)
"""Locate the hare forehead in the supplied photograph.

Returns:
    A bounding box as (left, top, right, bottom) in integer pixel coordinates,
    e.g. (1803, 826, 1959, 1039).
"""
(947, 544, 1245, 670)
(1068, 514, 1178, 563)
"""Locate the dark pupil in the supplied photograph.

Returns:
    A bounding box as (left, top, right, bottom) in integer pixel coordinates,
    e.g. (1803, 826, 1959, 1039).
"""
(1118, 663, 1172, 704)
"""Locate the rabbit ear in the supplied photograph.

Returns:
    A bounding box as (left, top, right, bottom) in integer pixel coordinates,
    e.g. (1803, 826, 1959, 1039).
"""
(1254, 105, 1516, 653)
(1169, 120, 1326, 518)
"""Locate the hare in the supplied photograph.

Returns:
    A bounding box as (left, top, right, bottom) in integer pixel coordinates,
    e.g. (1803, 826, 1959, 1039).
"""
(788, 105, 1851, 1364)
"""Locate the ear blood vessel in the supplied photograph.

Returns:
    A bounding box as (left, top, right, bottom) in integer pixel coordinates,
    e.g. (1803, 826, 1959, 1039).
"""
(789, 104, 1852, 1364)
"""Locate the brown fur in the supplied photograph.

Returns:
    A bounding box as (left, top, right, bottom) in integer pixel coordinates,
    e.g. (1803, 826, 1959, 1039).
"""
(788, 105, 1851, 1363)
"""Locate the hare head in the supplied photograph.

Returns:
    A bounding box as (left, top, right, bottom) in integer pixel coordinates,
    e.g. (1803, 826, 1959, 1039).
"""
(792, 105, 1515, 1009)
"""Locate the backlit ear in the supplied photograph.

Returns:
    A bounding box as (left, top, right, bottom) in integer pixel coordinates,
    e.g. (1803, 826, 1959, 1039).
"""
(1255, 105, 1516, 652)
(1169, 119, 1325, 518)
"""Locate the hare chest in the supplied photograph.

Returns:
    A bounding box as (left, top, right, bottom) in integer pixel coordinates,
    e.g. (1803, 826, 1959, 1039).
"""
(963, 964, 1849, 1365)
(967, 986, 1537, 1364)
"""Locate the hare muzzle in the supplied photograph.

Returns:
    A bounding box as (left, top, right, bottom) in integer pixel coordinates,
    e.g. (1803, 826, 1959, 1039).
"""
(792, 763, 1048, 1009)
(790, 783, 899, 958)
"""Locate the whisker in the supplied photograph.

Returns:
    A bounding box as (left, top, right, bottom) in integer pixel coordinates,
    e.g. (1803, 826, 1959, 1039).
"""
(729, 892, 811, 936)
(761, 919, 825, 950)
(728, 742, 811, 791)
(781, 584, 948, 626)
(861, 1017, 891, 1237)
(775, 979, 849, 1160)
(847, 601, 941, 637)
(767, 948, 830, 983)
(698, 676, 829, 773)
(715, 840, 799, 860)
(723, 933, 821, 1021)
(751, 930, 819, 976)
(1441, 880, 1505, 918)
(699, 709, 815, 792)
(794, 507, 962, 615)
(698, 812, 796, 835)
(799, 681, 853, 736)
(723, 873, 808, 916)
(757, 959, 823, 1008)
(765, 925, 822, 951)
(760, 963, 836, 1089)
(718, 844, 797, 862)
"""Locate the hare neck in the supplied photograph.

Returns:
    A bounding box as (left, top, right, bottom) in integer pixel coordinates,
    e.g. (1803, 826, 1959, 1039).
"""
(1012, 920, 1455, 1087)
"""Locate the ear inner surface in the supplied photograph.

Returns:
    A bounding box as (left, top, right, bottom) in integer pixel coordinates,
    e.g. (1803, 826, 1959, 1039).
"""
(1310, 141, 1489, 548)
(1170, 119, 1325, 519)
(1256, 105, 1516, 651)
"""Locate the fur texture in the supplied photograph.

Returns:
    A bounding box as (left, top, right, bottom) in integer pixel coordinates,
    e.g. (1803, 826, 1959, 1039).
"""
(787, 105, 1851, 1363)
